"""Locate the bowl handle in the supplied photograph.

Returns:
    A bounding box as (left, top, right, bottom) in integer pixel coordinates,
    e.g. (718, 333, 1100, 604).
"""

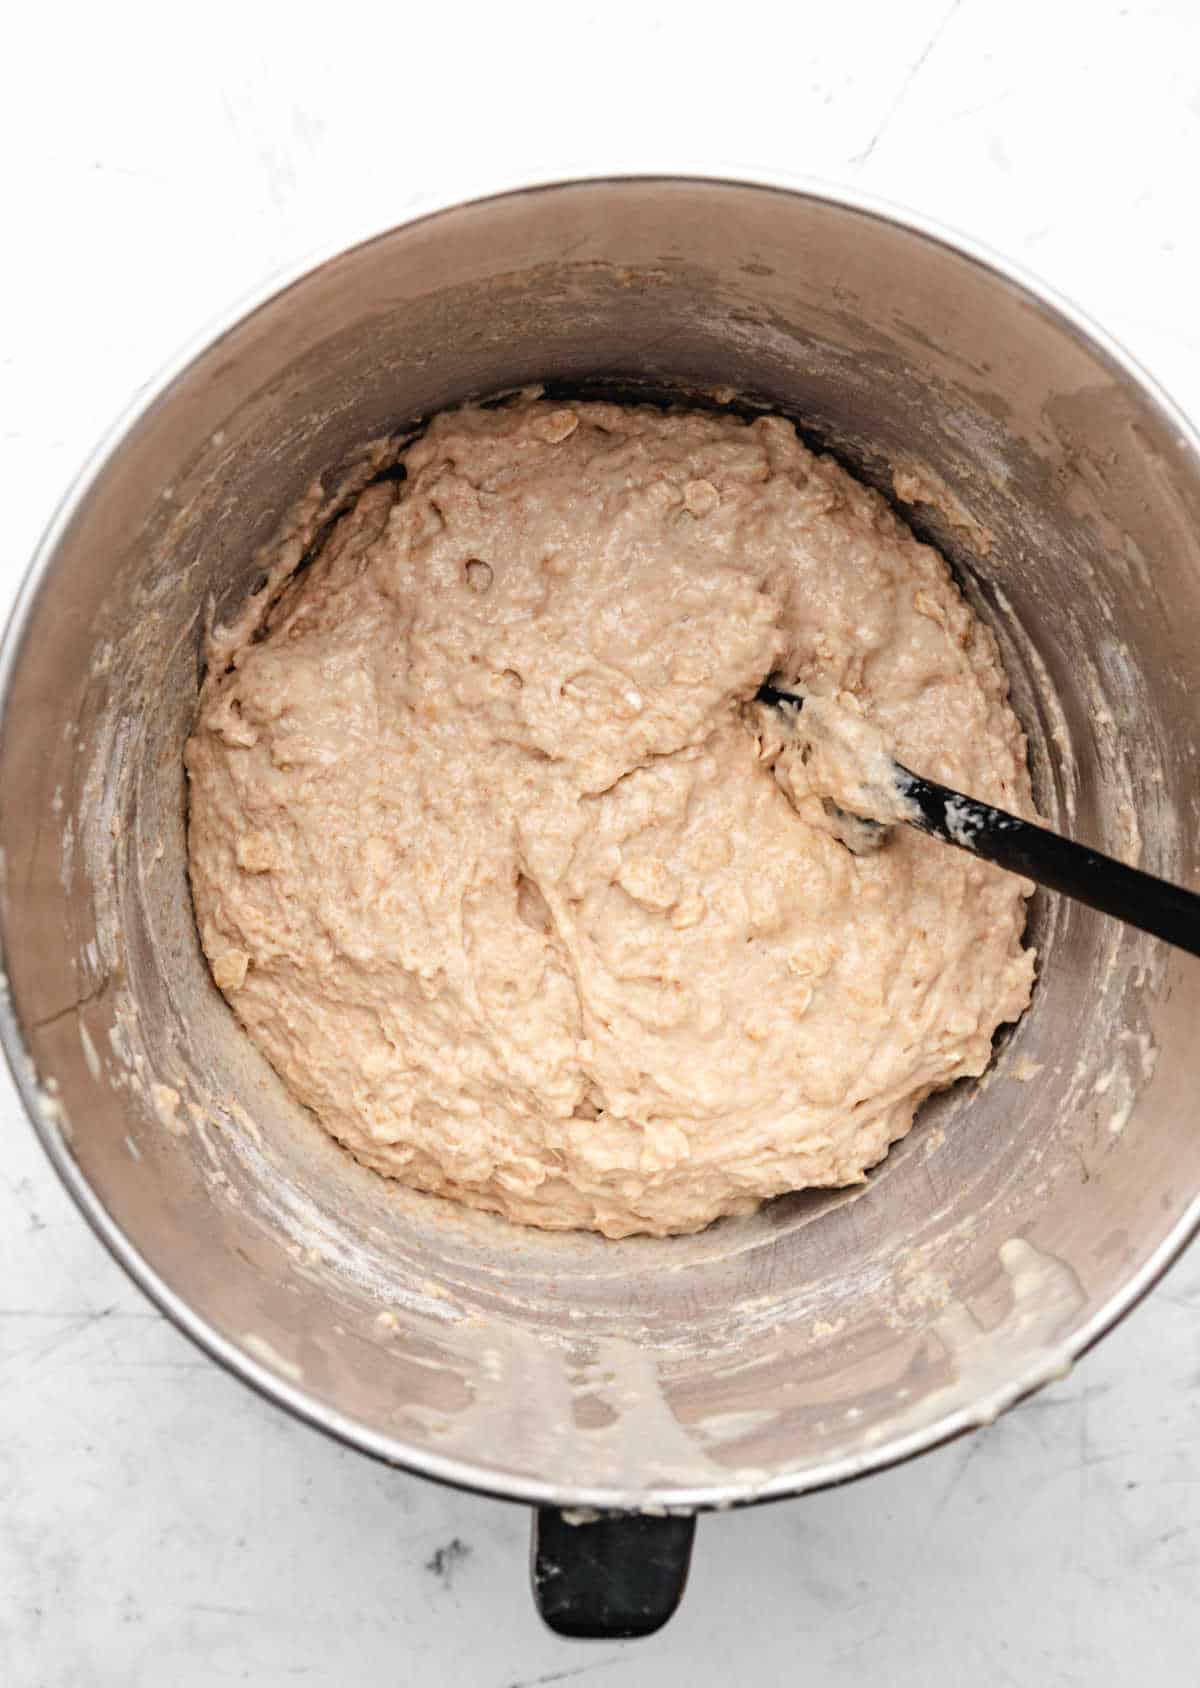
(531, 1506, 696, 1638)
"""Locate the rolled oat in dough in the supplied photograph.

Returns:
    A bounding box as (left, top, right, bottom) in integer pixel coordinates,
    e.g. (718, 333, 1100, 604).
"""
(185, 398, 1035, 1238)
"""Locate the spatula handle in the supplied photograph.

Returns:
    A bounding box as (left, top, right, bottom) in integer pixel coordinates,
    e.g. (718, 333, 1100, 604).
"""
(897, 768, 1200, 958)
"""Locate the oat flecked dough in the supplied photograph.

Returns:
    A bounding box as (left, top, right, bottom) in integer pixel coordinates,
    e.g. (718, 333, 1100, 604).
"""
(185, 398, 1035, 1237)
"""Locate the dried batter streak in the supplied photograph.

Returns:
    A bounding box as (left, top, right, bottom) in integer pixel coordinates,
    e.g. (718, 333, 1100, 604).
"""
(185, 398, 1035, 1238)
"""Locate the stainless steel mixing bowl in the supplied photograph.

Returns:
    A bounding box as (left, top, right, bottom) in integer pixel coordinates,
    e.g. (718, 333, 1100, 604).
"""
(3, 173, 1198, 1638)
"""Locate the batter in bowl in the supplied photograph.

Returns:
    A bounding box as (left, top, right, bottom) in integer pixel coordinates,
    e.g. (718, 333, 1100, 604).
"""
(185, 396, 1035, 1237)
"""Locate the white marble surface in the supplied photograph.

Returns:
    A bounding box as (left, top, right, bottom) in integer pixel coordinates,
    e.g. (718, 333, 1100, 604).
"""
(4, 2, 1200, 1681)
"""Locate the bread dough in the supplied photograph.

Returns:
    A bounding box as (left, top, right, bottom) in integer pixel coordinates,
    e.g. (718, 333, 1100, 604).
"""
(185, 398, 1035, 1238)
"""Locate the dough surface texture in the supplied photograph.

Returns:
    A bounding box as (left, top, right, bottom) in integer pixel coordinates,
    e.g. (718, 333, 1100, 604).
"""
(185, 399, 1035, 1237)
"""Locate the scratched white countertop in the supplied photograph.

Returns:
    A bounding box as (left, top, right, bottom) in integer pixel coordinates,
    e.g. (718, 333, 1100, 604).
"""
(4, 3, 1200, 1682)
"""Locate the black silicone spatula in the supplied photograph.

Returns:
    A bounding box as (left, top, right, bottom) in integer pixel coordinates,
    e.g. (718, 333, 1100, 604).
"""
(757, 683, 1200, 958)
